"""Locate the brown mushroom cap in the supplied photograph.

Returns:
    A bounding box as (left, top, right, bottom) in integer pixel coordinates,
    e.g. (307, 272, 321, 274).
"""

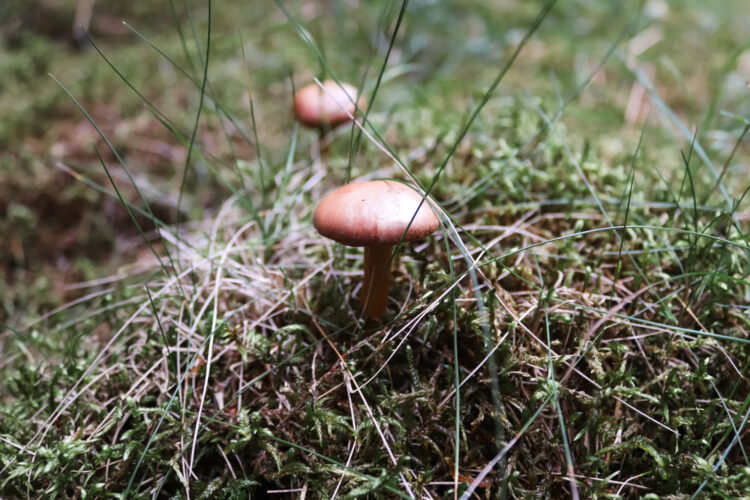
(294, 80, 361, 129)
(313, 180, 439, 246)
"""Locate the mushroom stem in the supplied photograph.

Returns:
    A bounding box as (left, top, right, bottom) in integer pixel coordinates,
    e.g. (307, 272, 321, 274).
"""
(318, 128, 330, 159)
(362, 244, 392, 318)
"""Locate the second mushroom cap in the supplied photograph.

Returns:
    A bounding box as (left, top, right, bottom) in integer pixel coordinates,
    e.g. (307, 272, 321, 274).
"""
(294, 80, 361, 129)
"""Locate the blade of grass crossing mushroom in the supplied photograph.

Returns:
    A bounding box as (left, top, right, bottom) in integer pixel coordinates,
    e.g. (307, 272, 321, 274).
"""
(282, 0, 556, 329)
(278, 0, 556, 202)
(274, 0, 368, 207)
(305, 81, 499, 328)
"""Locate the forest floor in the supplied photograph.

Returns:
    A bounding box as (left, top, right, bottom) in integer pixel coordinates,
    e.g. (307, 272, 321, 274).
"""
(1, 0, 749, 497)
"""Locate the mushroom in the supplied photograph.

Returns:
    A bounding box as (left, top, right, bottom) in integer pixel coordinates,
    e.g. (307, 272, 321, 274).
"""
(294, 80, 361, 129)
(294, 80, 362, 156)
(313, 180, 439, 318)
